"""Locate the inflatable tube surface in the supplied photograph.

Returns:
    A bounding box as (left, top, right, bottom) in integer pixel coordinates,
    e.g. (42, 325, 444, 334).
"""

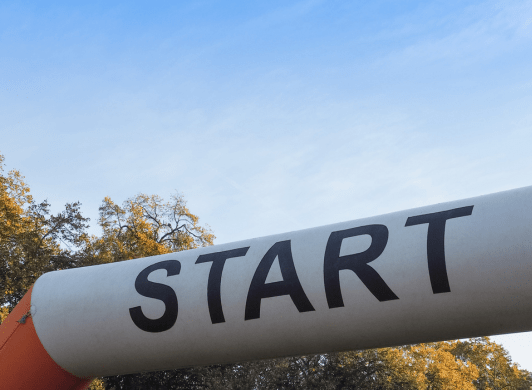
(27, 186, 532, 378)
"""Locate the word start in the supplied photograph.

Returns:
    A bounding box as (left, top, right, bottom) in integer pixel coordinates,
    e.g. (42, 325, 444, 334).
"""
(129, 206, 473, 333)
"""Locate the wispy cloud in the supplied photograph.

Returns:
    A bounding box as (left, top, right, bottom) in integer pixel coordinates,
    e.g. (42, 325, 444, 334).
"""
(380, 0, 532, 68)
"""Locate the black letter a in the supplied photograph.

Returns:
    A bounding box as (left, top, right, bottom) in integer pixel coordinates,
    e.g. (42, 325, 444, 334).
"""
(245, 240, 315, 320)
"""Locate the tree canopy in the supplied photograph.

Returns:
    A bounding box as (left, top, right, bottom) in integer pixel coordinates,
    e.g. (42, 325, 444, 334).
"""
(0, 154, 89, 319)
(81, 193, 214, 267)
(102, 340, 532, 390)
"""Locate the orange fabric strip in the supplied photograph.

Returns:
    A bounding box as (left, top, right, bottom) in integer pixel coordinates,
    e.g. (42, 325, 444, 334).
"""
(0, 287, 94, 390)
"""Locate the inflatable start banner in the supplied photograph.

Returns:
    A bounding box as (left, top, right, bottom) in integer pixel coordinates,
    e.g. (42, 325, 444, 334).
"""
(2, 186, 532, 389)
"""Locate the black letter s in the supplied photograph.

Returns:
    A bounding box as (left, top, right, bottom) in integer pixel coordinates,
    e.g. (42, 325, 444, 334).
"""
(129, 260, 181, 333)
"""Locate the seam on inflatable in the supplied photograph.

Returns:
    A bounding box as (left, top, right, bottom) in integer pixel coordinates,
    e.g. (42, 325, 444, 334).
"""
(0, 321, 21, 353)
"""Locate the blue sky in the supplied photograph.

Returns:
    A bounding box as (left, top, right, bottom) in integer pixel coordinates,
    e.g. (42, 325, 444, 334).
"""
(2, 0, 532, 370)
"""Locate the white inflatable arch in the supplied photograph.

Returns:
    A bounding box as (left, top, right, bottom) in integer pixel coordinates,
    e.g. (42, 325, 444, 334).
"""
(2, 186, 532, 389)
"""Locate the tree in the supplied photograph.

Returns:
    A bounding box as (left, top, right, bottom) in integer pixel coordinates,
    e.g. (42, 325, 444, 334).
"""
(81, 193, 214, 267)
(449, 337, 532, 390)
(412, 343, 478, 390)
(0, 153, 89, 322)
(280, 345, 476, 390)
